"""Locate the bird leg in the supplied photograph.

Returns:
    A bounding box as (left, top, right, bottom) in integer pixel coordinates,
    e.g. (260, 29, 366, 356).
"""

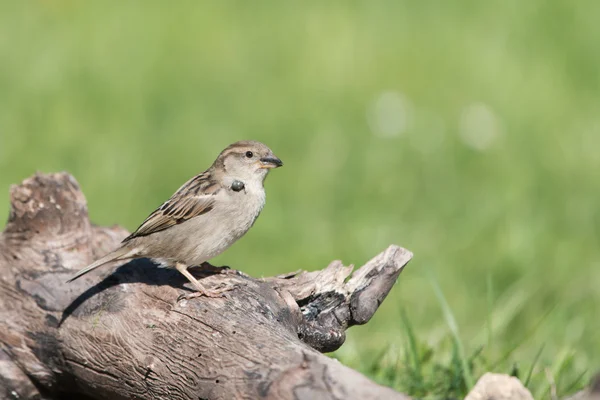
(175, 262, 236, 300)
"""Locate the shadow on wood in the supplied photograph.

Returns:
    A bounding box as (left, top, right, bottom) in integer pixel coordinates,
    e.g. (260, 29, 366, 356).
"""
(0, 172, 413, 400)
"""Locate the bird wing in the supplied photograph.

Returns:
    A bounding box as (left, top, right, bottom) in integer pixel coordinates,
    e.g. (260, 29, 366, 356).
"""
(122, 172, 221, 242)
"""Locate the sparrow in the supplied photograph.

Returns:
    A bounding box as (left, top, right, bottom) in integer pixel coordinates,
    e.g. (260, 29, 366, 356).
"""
(67, 140, 283, 299)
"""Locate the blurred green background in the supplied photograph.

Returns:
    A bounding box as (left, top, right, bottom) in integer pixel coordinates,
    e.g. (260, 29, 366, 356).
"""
(1, 1, 598, 398)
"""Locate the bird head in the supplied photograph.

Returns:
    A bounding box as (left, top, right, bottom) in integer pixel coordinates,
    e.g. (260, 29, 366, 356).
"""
(214, 141, 283, 183)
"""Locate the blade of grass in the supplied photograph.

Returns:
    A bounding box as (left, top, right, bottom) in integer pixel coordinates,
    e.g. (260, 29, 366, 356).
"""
(553, 351, 576, 395)
(395, 341, 412, 391)
(534, 348, 570, 399)
(524, 343, 545, 387)
(490, 304, 555, 370)
(429, 273, 474, 389)
(486, 270, 494, 353)
(400, 308, 423, 386)
(367, 344, 391, 377)
(472, 278, 539, 345)
(561, 369, 588, 397)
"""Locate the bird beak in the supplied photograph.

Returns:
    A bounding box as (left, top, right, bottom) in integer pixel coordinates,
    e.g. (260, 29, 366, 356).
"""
(259, 155, 284, 169)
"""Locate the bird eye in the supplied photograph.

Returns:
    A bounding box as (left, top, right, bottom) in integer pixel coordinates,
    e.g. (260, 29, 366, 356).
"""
(245, 151, 253, 158)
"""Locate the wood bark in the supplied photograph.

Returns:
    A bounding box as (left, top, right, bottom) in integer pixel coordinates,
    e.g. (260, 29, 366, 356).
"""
(0, 172, 413, 400)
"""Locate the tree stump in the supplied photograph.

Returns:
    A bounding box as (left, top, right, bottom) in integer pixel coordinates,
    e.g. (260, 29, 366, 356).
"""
(0, 172, 413, 400)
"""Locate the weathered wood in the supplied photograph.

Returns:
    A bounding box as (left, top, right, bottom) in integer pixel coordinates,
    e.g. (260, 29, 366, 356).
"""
(0, 172, 413, 400)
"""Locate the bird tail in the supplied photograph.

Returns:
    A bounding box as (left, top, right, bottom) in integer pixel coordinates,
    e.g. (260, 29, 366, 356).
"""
(66, 246, 135, 283)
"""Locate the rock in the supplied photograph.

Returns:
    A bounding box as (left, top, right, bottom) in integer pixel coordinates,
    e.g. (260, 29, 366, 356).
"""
(465, 373, 533, 400)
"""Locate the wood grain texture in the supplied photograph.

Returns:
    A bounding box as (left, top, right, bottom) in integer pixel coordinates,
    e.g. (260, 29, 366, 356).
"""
(0, 172, 413, 400)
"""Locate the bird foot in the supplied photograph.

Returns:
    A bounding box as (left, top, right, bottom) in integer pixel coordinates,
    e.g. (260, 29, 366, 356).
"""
(177, 283, 238, 301)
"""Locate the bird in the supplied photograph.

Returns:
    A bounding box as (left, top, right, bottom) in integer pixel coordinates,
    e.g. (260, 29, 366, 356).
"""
(67, 140, 283, 299)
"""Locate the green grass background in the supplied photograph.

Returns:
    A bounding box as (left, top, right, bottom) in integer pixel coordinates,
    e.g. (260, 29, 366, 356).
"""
(1, 1, 598, 398)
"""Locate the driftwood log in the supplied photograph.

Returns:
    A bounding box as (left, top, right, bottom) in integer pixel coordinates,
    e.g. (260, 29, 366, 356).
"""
(0, 172, 413, 400)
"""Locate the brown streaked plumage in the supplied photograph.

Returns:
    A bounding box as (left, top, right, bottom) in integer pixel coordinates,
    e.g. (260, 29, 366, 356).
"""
(122, 172, 219, 241)
(67, 140, 283, 299)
